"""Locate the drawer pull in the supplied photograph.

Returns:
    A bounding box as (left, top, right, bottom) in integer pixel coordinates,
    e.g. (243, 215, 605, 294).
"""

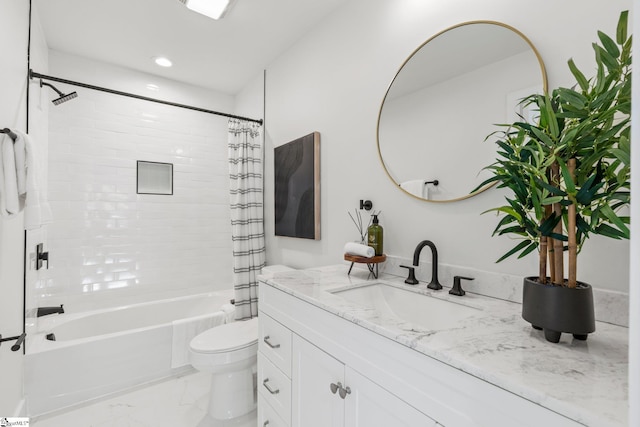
(263, 422, 269, 426)
(329, 382, 341, 394)
(263, 378, 280, 395)
(339, 385, 352, 399)
(263, 336, 281, 349)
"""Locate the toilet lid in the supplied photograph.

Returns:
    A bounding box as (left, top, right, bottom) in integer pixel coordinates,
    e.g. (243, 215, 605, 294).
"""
(190, 317, 258, 354)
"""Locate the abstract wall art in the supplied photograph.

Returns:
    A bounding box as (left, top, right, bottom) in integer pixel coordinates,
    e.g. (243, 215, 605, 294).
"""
(274, 132, 320, 239)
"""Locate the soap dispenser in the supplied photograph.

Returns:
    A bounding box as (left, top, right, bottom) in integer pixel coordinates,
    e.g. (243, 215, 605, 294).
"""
(367, 214, 383, 256)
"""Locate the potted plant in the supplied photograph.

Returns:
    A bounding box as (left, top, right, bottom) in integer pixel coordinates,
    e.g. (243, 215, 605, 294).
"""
(477, 11, 631, 343)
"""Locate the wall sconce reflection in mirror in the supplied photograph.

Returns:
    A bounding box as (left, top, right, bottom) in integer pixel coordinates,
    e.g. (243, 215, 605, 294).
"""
(274, 132, 320, 240)
(137, 161, 173, 195)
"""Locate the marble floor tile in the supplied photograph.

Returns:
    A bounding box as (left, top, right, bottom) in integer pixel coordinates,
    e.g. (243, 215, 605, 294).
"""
(32, 371, 256, 427)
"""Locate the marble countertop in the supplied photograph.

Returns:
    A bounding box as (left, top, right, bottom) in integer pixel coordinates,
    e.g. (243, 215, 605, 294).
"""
(260, 264, 629, 427)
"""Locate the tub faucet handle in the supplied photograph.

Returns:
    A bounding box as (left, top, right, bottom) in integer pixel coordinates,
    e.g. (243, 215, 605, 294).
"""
(36, 243, 49, 270)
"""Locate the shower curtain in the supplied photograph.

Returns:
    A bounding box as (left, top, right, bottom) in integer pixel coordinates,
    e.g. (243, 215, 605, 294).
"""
(228, 119, 266, 320)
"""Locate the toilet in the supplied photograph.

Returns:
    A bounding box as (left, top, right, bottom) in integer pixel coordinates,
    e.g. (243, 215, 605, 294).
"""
(189, 265, 294, 425)
(189, 317, 259, 423)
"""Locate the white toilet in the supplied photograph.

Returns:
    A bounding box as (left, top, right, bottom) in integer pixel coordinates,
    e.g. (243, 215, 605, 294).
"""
(189, 265, 294, 425)
(189, 317, 259, 424)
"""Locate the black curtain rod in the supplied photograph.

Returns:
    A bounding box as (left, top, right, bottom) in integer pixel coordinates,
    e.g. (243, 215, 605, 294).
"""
(29, 70, 263, 125)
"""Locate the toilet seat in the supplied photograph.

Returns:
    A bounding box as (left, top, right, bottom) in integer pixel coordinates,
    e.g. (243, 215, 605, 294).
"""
(191, 317, 258, 353)
(189, 318, 259, 369)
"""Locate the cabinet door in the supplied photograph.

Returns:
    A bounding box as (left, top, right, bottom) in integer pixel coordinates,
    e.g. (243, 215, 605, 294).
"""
(344, 367, 439, 427)
(292, 335, 345, 427)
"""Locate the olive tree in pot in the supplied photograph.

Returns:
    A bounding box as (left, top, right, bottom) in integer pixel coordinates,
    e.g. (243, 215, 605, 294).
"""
(478, 12, 631, 343)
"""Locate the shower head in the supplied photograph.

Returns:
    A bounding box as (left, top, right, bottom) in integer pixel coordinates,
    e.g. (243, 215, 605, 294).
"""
(52, 91, 78, 105)
(40, 80, 78, 105)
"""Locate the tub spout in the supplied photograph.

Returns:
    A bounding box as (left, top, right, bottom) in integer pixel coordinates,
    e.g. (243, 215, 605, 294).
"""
(37, 305, 64, 317)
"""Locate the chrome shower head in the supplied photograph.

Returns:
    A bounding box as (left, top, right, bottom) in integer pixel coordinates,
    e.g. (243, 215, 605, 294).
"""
(40, 80, 78, 105)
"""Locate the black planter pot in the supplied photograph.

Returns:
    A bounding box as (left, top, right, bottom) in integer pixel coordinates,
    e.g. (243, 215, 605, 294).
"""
(521, 277, 596, 343)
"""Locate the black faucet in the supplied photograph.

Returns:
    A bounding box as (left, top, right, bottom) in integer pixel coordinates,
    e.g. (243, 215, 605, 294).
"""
(37, 305, 64, 317)
(404, 240, 442, 290)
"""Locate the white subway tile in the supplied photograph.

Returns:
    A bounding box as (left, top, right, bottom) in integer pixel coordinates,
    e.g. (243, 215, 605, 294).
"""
(43, 85, 234, 305)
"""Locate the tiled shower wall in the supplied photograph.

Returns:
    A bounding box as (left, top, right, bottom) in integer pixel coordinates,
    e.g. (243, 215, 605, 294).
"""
(40, 74, 235, 310)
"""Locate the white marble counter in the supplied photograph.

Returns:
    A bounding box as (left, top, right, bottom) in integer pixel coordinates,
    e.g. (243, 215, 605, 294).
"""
(260, 264, 629, 427)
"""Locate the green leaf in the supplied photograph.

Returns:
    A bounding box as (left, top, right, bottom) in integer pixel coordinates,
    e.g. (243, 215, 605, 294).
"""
(617, 11, 629, 45)
(549, 232, 568, 242)
(595, 223, 626, 239)
(530, 126, 555, 147)
(558, 87, 587, 109)
(575, 175, 599, 205)
(542, 196, 563, 205)
(568, 59, 589, 92)
(483, 206, 522, 222)
(594, 50, 606, 93)
(600, 204, 630, 238)
(496, 239, 533, 263)
(540, 94, 559, 138)
(517, 242, 539, 259)
(534, 178, 567, 197)
(610, 148, 630, 166)
(598, 30, 620, 59)
(539, 214, 561, 235)
(558, 159, 576, 195)
(497, 226, 527, 236)
(576, 214, 591, 234)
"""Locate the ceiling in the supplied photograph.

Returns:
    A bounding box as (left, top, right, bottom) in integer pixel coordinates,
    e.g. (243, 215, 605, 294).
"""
(35, 0, 349, 95)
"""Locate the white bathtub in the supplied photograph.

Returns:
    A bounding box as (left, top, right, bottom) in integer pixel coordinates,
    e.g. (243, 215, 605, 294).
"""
(25, 289, 235, 416)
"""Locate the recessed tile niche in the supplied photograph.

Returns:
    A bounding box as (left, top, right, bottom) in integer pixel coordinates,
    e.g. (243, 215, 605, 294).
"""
(137, 161, 173, 195)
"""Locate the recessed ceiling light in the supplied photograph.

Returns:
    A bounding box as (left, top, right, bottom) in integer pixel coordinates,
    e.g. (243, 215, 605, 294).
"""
(180, 0, 236, 20)
(153, 57, 173, 67)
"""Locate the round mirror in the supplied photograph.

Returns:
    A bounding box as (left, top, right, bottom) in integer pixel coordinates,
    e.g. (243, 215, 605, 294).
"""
(377, 21, 547, 202)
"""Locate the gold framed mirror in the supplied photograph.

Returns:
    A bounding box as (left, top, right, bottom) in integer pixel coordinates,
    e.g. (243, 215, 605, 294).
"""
(377, 21, 548, 203)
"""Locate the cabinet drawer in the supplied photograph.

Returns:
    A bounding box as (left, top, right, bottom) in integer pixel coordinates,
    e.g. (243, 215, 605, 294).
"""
(259, 312, 292, 377)
(258, 352, 292, 424)
(258, 393, 290, 427)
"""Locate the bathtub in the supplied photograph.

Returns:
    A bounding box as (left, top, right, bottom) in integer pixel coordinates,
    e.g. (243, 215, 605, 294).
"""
(25, 289, 235, 416)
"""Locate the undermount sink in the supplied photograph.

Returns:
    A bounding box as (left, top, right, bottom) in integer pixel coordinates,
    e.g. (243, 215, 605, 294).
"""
(330, 282, 480, 331)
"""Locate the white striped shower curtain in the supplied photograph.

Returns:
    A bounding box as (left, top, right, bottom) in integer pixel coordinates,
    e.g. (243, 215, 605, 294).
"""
(228, 119, 266, 320)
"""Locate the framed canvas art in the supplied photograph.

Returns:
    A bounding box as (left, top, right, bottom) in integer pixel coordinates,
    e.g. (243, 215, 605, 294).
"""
(274, 132, 320, 239)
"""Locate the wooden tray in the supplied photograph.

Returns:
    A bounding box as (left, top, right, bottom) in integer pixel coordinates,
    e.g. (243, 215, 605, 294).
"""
(344, 254, 387, 264)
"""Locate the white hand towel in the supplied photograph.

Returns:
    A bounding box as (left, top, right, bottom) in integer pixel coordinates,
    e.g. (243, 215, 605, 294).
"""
(344, 242, 375, 258)
(13, 133, 26, 195)
(1, 136, 20, 215)
(221, 303, 236, 323)
(170, 311, 227, 368)
(400, 179, 428, 199)
(15, 130, 53, 230)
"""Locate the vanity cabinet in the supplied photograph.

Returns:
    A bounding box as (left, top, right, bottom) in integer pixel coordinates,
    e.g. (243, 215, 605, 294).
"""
(258, 282, 583, 427)
(258, 312, 293, 426)
(293, 334, 438, 426)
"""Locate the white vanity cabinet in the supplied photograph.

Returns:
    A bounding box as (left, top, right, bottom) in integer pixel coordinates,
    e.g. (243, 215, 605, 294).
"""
(258, 312, 293, 426)
(293, 334, 438, 426)
(258, 282, 584, 427)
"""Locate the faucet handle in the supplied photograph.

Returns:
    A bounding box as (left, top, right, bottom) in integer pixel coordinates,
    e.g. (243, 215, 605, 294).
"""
(399, 265, 418, 285)
(449, 276, 473, 296)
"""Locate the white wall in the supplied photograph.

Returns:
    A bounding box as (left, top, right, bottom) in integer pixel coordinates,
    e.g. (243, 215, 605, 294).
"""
(37, 52, 236, 311)
(263, 0, 631, 295)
